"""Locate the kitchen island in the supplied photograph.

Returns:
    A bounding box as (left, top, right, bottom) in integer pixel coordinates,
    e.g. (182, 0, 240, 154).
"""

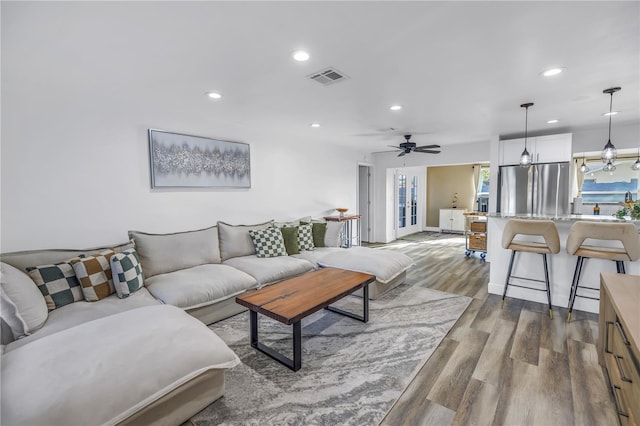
(487, 214, 640, 314)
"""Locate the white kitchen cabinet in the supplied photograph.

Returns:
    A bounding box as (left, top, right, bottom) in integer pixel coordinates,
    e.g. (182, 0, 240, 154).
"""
(499, 137, 528, 166)
(439, 208, 466, 233)
(533, 133, 572, 163)
(499, 133, 572, 165)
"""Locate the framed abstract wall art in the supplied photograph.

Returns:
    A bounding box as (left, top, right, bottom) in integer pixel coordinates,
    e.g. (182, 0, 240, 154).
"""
(148, 129, 251, 188)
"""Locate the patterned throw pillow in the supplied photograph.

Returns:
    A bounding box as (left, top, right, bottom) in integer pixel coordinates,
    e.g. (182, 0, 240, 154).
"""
(249, 227, 288, 258)
(298, 223, 315, 251)
(110, 249, 145, 299)
(71, 250, 115, 302)
(280, 226, 300, 255)
(27, 260, 84, 311)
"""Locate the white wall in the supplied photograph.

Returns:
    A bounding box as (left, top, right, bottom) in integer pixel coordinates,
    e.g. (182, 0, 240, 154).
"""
(0, 5, 365, 251)
(371, 140, 491, 242)
(1, 121, 363, 251)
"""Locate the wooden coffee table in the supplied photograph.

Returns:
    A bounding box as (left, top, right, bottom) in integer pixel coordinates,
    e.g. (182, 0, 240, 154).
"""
(235, 267, 376, 371)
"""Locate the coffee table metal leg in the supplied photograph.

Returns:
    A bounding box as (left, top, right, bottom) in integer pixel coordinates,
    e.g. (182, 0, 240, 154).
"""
(249, 310, 302, 372)
(325, 283, 369, 323)
(250, 310, 258, 347)
(292, 321, 302, 371)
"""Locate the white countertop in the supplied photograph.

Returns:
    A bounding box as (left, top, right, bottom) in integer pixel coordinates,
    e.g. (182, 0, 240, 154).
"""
(488, 213, 640, 224)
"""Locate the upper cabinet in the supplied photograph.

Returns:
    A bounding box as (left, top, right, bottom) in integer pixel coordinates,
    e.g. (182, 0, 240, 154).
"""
(499, 133, 572, 165)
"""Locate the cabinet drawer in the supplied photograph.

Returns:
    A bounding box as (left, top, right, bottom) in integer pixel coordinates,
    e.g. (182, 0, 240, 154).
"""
(468, 234, 487, 250)
(611, 320, 640, 423)
(470, 221, 487, 232)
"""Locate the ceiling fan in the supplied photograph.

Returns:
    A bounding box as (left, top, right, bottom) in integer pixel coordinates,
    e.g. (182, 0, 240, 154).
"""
(388, 135, 441, 157)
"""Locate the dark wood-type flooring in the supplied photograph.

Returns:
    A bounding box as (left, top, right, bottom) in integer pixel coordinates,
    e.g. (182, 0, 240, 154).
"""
(373, 232, 617, 426)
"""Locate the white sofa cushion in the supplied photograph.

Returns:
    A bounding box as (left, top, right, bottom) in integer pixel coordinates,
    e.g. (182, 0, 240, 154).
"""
(0, 263, 48, 338)
(0, 305, 240, 426)
(128, 226, 221, 278)
(223, 255, 314, 287)
(4, 288, 160, 352)
(317, 247, 414, 284)
(145, 264, 257, 310)
(291, 247, 345, 269)
(218, 221, 274, 261)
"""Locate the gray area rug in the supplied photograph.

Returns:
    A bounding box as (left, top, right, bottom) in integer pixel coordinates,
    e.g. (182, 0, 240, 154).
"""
(191, 284, 471, 425)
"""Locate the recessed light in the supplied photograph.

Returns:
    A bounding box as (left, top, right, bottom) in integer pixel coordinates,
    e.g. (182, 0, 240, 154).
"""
(206, 92, 222, 99)
(390, 105, 403, 111)
(292, 50, 310, 62)
(541, 67, 565, 77)
(310, 123, 320, 128)
(603, 111, 619, 116)
(547, 119, 559, 124)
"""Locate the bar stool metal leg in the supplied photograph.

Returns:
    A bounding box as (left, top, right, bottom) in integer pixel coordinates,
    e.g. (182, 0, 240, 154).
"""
(542, 253, 553, 319)
(567, 256, 585, 322)
(502, 250, 516, 308)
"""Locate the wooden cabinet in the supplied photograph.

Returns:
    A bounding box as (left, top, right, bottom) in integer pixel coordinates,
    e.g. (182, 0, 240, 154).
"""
(499, 133, 572, 165)
(439, 208, 466, 233)
(599, 272, 640, 426)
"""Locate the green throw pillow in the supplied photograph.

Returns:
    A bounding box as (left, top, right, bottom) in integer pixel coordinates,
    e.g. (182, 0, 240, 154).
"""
(280, 226, 300, 255)
(312, 222, 327, 248)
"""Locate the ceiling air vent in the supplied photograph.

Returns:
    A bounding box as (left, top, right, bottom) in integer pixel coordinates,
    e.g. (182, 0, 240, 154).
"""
(307, 67, 349, 86)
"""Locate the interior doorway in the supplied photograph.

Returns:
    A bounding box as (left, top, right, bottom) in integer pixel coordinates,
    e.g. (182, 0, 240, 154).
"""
(395, 167, 424, 238)
(358, 164, 372, 243)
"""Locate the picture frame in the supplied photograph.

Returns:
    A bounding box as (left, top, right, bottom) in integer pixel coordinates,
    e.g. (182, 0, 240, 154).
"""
(148, 129, 251, 188)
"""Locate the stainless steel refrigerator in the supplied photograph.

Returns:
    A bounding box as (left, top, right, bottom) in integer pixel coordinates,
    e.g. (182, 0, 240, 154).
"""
(497, 162, 571, 216)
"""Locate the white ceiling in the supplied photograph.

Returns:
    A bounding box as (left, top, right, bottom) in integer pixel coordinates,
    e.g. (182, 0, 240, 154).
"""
(5, 1, 639, 153)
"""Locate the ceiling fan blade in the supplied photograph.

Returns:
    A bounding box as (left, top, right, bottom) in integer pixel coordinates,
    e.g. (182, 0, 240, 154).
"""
(387, 145, 401, 150)
(415, 144, 441, 149)
(397, 151, 406, 157)
(415, 149, 441, 154)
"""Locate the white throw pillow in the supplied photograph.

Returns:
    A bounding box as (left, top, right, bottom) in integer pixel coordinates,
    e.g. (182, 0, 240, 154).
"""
(324, 222, 344, 247)
(0, 262, 48, 337)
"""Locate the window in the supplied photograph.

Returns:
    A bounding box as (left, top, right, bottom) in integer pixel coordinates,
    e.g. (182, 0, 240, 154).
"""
(477, 166, 490, 197)
(581, 159, 639, 204)
(476, 166, 490, 211)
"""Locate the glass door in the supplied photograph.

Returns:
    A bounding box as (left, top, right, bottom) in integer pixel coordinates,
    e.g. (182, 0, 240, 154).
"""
(396, 169, 422, 238)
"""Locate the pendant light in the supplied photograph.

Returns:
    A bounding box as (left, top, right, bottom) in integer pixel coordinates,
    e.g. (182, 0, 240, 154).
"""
(632, 149, 640, 171)
(601, 87, 621, 163)
(579, 154, 589, 173)
(519, 102, 534, 167)
(603, 160, 616, 173)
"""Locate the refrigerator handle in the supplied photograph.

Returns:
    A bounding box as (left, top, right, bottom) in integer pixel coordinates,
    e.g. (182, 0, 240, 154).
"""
(555, 164, 561, 217)
(529, 165, 536, 215)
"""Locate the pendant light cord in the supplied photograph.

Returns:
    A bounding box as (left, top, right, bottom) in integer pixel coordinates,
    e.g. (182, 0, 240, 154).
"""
(524, 106, 529, 148)
(608, 92, 613, 141)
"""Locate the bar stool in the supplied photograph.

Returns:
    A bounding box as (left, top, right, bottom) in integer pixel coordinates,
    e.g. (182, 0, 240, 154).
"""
(502, 219, 560, 319)
(566, 221, 640, 321)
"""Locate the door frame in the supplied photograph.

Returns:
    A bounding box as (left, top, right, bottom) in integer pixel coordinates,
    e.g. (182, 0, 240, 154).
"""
(357, 162, 374, 243)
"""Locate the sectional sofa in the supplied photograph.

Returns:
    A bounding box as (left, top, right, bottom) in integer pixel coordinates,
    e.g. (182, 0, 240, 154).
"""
(0, 218, 413, 425)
